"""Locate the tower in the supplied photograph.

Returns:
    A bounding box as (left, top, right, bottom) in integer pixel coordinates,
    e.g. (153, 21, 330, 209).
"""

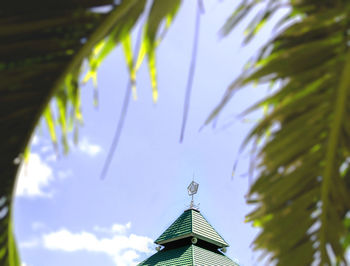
(138, 181, 239, 265)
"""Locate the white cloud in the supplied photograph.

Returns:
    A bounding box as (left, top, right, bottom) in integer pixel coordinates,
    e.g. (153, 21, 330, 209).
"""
(94, 222, 132, 234)
(112, 222, 131, 234)
(40, 145, 52, 153)
(16, 153, 54, 197)
(78, 138, 102, 156)
(31, 135, 39, 146)
(42, 222, 153, 266)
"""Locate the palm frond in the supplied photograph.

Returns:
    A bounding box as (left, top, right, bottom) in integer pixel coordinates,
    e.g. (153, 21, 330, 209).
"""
(1, 4, 112, 264)
(210, 0, 350, 264)
(143, 0, 182, 102)
(0, 1, 182, 265)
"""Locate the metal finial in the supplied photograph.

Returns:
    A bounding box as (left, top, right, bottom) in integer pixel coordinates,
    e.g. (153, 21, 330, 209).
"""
(187, 180, 199, 209)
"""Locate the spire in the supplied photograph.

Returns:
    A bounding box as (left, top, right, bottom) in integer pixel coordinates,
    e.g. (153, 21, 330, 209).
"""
(138, 181, 239, 266)
(187, 178, 199, 210)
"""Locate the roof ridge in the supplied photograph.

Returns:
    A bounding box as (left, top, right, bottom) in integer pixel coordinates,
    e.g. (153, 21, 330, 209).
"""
(191, 244, 195, 266)
(190, 208, 194, 238)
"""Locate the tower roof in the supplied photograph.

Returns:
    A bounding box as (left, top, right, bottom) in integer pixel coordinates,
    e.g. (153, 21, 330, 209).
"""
(139, 244, 238, 266)
(155, 208, 229, 248)
(139, 181, 239, 265)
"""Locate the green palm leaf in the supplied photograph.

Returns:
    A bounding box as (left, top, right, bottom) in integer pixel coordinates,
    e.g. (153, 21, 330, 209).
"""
(210, 1, 350, 264)
(143, 0, 181, 102)
(0, 1, 181, 265)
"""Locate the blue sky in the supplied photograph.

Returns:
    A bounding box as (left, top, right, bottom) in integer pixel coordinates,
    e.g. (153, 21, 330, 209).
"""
(14, 1, 280, 265)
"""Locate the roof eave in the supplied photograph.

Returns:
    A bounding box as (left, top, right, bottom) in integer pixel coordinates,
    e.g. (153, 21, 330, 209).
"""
(155, 233, 229, 248)
(155, 233, 192, 245)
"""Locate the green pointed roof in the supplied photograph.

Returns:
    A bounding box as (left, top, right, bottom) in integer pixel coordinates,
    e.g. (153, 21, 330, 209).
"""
(155, 209, 229, 248)
(139, 244, 238, 265)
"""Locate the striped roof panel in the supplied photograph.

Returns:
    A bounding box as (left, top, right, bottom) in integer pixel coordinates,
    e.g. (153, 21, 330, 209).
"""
(155, 209, 228, 247)
(138, 245, 239, 265)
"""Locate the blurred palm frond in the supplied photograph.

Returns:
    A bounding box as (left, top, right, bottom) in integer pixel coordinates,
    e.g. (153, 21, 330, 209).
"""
(0, 1, 181, 265)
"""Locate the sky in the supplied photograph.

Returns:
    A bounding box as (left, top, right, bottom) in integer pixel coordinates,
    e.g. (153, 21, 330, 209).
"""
(14, 1, 281, 265)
